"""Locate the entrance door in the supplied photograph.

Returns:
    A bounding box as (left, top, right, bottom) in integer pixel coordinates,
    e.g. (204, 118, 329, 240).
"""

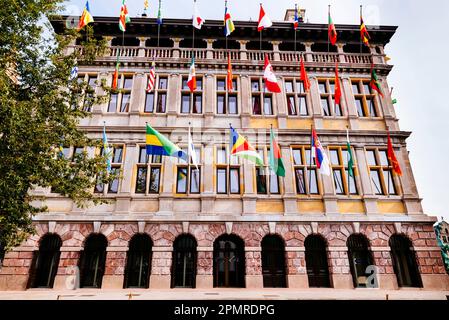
(172, 235, 197, 288)
(213, 235, 245, 288)
(261, 235, 287, 288)
(305, 235, 331, 288)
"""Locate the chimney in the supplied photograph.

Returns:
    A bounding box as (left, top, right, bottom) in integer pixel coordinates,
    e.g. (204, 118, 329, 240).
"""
(284, 8, 306, 23)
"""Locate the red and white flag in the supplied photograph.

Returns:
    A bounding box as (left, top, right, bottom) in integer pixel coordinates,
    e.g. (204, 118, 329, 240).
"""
(263, 54, 281, 93)
(193, 1, 205, 30)
(257, 4, 272, 31)
(146, 62, 156, 93)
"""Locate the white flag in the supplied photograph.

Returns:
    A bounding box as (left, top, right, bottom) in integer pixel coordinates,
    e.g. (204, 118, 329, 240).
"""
(192, 1, 205, 30)
(188, 126, 199, 171)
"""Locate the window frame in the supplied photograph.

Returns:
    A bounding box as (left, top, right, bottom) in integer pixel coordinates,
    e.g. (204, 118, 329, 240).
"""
(255, 147, 282, 196)
(108, 74, 134, 113)
(175, 145, 202, 195)
(317, 78, 343, 117)
(329, 146, 359, 196)
(180, 76, 203, 115)
(144, 75, 168, 114)
(135, 146, 163, 195)
(284, 78, 310, 117)
(351, 79, 382, 118)
(366, 148, 401, 196)
(291, 146, 321, 196)
(94, 145, 125, 195)
(215, 145, 242, 195)
(251, 78, 274, 116)
(216, 77, 239, 115)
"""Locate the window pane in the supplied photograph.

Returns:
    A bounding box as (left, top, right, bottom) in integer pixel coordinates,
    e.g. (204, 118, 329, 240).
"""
(330, 150, 340, 165)
(190, 168, 200, 193)
(370, 170, 383, 195)
(94, 177, 104, 194)
(287, 96, 296, 115)
(121, 93, 130, 112)
(355, 98, 365, 117)
(149, 168, 161, 193)
(318, 82, 327, 94)
(62, 147, 71, 159)
(88, 76, 97, 88)
(135, 167, 147, 194)
(252, 96, 262, 115)
(367, 98, 377, 117)
(144, 93, 154, 113)
(123, 77, 133, 89)
(329, 83, 335, 94)
(139, 147, 147, 163)
(346, 169, 358, 195)
(295, 168, 306, 194)
(335, 104, 343, 116)
(196, 79, 203, 90)
(383, 170, 397, 195)
(193, 94, 202, 113)
(352, 83, 360, 94)
(269, 170, 280, 194)
(366, 150, 377, 166)
(292, 149, 302, 165)
(305, 148, 315, 165)
(256, 168, 267, 194)
(156, 93, 166, 113)
(217, 80, 226, 91)
(182, 79, 189, 90)
(309, 169, 319, 194)
(152, 155, 162, 164)
(321, 98, 330, 116)
(108, 94, 118, 112)
(217, 147, 227, 164)
(217, 168, 227, 194)
(251, 80, 260, 92)
(113, 147, 123, 163)
(264, 96, 273, 115)
(299, 96, 308, 116)
(228, 95, 238, 114)
(177, 168, 188, 193)
(285, 81, 294, 93)
(230, 168, 240, 194)
(73, 147, 84, 161)
(296, 81, 304, 93)
(217, 95, 225, 114)
(158, 77, 168, 90)
(232, 79, 237, 91)
(379, 150, 389, 166)
(363, 83, 371, 95)
(181, 94, 190, 113)
(333, 169, 344, 195)
(108, 168, 120, 193)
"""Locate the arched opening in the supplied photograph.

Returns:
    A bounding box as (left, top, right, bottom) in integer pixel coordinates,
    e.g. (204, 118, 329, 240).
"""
(111, 37, 139, 47)
(213, 234, 245, 288)
(347, 234, 374, 288)
(261, 235, 287, 288)
(311, 43, 338, 53)
(146, 38, 174, 48)
(213, 40, 240, 50)
(79, 233, 107, 288)
(171, 234, 197, 288)
(305, 234, 331, 288)
(124, 234, 153, 289)
(389, 234, 422, 288)
(343, 43, 371, 54)
(28, 234, 62, 288)
(246, 41, 273, 51)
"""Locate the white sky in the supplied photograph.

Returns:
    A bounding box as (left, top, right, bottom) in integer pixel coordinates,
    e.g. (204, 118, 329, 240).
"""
(63, 0, 449, 221)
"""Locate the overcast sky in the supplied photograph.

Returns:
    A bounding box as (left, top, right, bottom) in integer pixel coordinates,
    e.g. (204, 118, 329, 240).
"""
(62, 0, 449, 221)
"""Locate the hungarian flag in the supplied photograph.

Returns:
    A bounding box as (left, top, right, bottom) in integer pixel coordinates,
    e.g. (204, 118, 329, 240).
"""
(269, 128, 285, 177)
(193, 1, 205, 30)
(78, 1, 94, 31)
(346, 128, 354, 178)
(334, 62, 342, 106)
(387, 129, 402, 176)
(328, 11, 337, 46)
(300, 56, 311, 92)
(227, 53, 233, 92)
(112, 53, 120, 90)
(230, 126, 264, 167)
(257, 4, 272, 31)
(370, 64, 384, 97)
(187, 56, 197, 92)
(263, 54, 281, 93)
(360, 15, 370, 46)
(119, 0, 131, 32)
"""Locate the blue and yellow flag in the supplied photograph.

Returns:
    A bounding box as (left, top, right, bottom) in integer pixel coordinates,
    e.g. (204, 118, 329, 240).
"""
(78, 1, 94, 31)
(146, 124, 187, 161)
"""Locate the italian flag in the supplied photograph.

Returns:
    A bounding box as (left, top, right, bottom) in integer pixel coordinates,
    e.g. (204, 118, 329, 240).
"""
(269, 128, 285, 177)
(328, 11, 337, 46)
(187, 56, 197, 92)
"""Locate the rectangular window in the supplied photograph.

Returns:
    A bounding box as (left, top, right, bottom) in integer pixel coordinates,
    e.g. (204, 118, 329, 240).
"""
(252, 78, 273, 116)
(176, 167, 188, 194)
(175, 146, 202, 194)
(256, 167, 267, 194)
(107, 75, 133, 113)
(285, 79, 309, 117)
(108, 93, 118, 113)
(318, 79, 342, 117)
(108, 167, 120, 194)
(135, 167, 147, 194)
(351, 79, 381, 118)
(216, 146, 241, 194)
(144, 76, 167, 114)
(217, 168, 227, 194)
(329, 147, 358, 195)
(144, 93, 154, 113)
(255, 147, 281, 195)
(217, 78, 238, 115)
(181, 76, 203, 114)
(292, 147, 320, 195)
(135, 146, 162, 194)
(367, 148, 399, 196)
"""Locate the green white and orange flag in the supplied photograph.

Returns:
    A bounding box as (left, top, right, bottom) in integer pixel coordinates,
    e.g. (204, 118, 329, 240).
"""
(328, 7, 337, 46)
(112, 52, 120, 90)
(230, 126, 263, 166)
(269, 128, 285, 177)
(119, 0, 131, 32)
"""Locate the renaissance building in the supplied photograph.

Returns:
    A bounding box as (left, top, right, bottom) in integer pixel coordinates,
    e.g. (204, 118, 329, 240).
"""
(1, 9, 448, 292)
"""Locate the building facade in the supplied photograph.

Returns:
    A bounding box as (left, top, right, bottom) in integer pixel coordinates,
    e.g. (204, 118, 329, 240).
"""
(0, 11, 448, 291)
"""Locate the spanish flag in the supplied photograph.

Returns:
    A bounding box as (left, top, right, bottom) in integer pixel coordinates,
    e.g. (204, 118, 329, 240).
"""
(78, 1, 94, 31)
(146, 124, 187, 161)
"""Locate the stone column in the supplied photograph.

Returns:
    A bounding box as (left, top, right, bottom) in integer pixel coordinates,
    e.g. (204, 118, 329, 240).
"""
(281, 146, 298, 215)
(341, 76, 359, 130)
(276, 79, 287, 129)
(242, 162, 256, 215)
(238, 40, 249, 61)
(201, 144, 216, 215)
(245, 248, 263, 288)
(149, 248, 172, 289)
(354, 145, 378, 214)
(303, 42, 313, 62)
(138, 37, 148, 57)
(102, 250, 126, 289)
(336, 43, 345, 63)
(270, 41, 281, 61)
(171, 38, 183, 59)
(240, 75, 251, 129)
(116, 143, 138, 214)
(329, 248, 354, 289)
(309, 76, 323, 129)
(158, 156, 175, 216)
(204, 74, 215, 128)
(104, 36, 113, 57)
(286, 249, 308, 288)
(166, 73, 180, 127)
(129, 72, 146, 126)
(53, 250, 82, 289)
(380, 79, 398, 131)
(398, 145, 423, 215)
(196, 248, 213, 288)
(206, 39, 216, 59)
(90, 72, 109, 124)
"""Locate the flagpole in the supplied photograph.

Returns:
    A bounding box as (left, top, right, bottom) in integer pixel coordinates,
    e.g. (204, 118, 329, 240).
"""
(387, 126, 391, 198)
(259, 3, 262, 52)
(145, 122, 149, 164)
(157, 0, 162, 48)
(308, 125, 313, 197)
(346, 126, 351, 196)
(327, 5, 330, 54)
(225, 0, 228, 51)
(360, 5, 363, 55)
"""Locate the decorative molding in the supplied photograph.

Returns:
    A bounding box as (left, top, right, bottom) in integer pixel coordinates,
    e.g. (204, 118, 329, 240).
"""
(182, 221, 189, 233)
(268, 222, 276, 234)
(93, 221, 101, 233)
(138, 221, 146, 233)
(311, 222, 318, 234)
(48, 221, 56, 234)
(225, 222, 233, 235)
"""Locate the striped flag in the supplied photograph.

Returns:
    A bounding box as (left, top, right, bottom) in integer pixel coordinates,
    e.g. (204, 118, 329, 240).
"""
(187, 56, 197, 92)
(360, 15, 370, 46)
(387, 129, 402, 176)
(146, 62, 156, 93)
(112, 52, 120, 90)
(230, 126, 264, 167)
(78, 1, 94, 31)
(119, 0, 131, 32)
(370, 64, 384, 97)
(224, 2, 235, 36)
(269, 128, 285, 177)
(293, 4, 301, 30)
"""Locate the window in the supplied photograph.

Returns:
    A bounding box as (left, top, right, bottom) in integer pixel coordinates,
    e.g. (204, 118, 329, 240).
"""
(95, 146, 124, 194)
(347, 234, 375, 288)
(291, 147, 320, 195)
(172, 235, 197, 288)
(176, 146, 201, 194)
(318, 79, 342, 117)
(124, 234, 152, 289)
(305, 234, 331, 288)
(251, 78, 273, 115)
(329, 147, 358, 195)
(366, 149, 399, 196)
(351, 79, 380, 118)
(79, 234, 107, 288)
(216, 78, 238, 115)
(108, 75, 133, 113)
(181, 76, 203, 114)
(261, 235, 287, 288)
(389, 234, 422, 288)
(216, 146, 241, 195)
(135, 147, 162, 194)
(284, 79, 309, 116)
(255, 147, 280, 195)
(73, 74, 97, 112)
(144, 76, 167, 113)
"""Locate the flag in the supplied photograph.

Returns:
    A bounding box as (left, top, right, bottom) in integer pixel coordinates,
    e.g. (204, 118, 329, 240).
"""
(157, 0, 163, 25)
(385, 56, 391, 62)
(269, 128, 285, 177)
(387, 130, 402, 176)
(78, 1, 94, 31)
(300, 56, 311, 92)
(193, 0, 205, 30)
(370, 64, 384, 97)
(187, 56, 197, 92)
(119, 0, 131, 32)
(144, 0, 149, 10)
(257, 4, 272, 31)
(188, 125, 199, 171)
(112, 53, 120, 90)
(293, 4, 301, 30)
(392, 98, 397, 104)
(360, 15, 370, 46)
(103, 124, 112, 173)
(328, 11, 337, 46)
(69, 65, 78, 81)
(227, 53, 233, 92)
(224, 4, 235, 36)
(311, 128, 330, 176)
(263, 54, 281, 93)
(346, 128, 354, 178)
(146, 61, 156, 92)
(230, 126, 264, 167)
(334, 62, 342, 106)
(146, 124, 187, 161)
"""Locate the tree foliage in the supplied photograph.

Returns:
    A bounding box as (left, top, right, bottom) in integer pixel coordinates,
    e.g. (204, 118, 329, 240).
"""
(0, 0, 114, 251)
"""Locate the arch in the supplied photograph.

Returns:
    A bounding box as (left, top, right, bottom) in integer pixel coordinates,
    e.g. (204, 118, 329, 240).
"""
(213, 234, 245, 288)
(79, 233, 108, 288)
(246, 41, 273, 51)
(27, 233, 62, 288)
(171, 234, 198, 288)
(124, 233, 153, 289)
(347, 234, 375, 288)
(261, 235, 287, 288)
(304, 234, 331, 288)
(389, 234, 422, 288)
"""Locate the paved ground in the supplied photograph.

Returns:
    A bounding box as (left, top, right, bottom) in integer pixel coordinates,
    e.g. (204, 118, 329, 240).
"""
(0, 289, 448, 300)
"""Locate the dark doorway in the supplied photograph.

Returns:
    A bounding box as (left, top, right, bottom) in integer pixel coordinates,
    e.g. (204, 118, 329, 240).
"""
(261, 235, 287, 288)
(124, 234, 152, 289)
(389, 234, 422, 288)
(213, 234, 245, 288)
(79, 234, 107, 288)
(28, 234, 62, 288)
(305, 234, 331, 288)
(172, 234, 197, 288)
(347, 234, 374, 288)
